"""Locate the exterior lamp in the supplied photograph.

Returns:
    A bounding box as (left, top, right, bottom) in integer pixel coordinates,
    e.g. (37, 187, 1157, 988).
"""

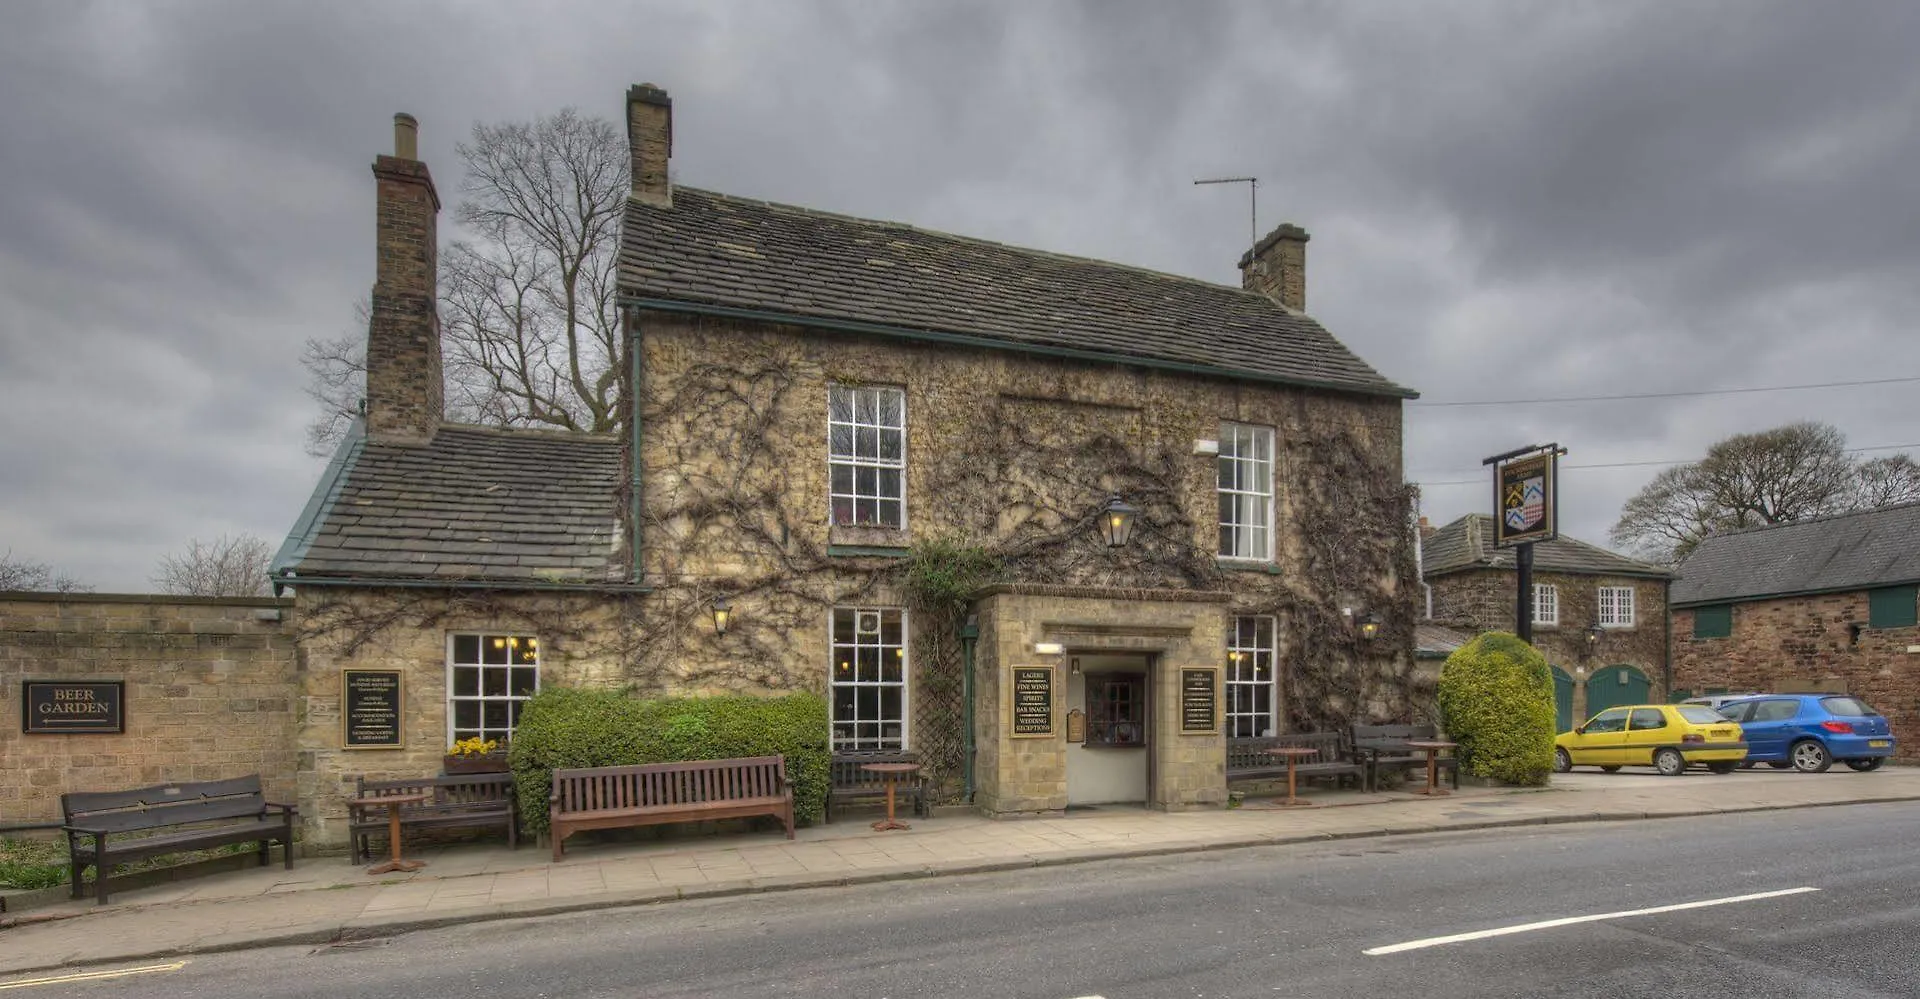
(710, 597, 732, 636)
(1357, 613, 1382, 642)
(1585, 625, 1603, 648)
(1099, 495, 1139, 548)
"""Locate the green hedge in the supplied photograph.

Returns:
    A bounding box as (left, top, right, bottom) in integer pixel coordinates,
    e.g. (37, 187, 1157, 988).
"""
(1436, 632, 1555, 786)
(506, 688, 831, 836)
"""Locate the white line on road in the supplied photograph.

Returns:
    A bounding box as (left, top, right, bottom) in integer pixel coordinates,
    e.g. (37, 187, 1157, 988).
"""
(0, 961, 188, 991)
(1363, 886, 1821, 956)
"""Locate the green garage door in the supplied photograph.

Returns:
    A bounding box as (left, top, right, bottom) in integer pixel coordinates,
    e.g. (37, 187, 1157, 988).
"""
(1552, 666, 1575, 733)
(1586, 664, 1651, 717)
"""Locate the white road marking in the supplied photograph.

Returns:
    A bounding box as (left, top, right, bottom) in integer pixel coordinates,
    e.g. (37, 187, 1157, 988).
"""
(0, 961, 188, 990)
(1363, 886, 1820, 956)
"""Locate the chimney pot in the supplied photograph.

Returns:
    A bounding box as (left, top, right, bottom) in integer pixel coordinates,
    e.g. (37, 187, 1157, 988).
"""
(393, 113, 418, 160)
(1238, 222, 1310, 312)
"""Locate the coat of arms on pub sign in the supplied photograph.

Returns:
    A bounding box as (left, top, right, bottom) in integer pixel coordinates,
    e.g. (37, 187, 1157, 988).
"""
(1493, 449, 1558, 547)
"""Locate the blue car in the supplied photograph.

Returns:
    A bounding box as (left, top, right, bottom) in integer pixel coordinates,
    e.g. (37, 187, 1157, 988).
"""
(1713, 694, 1895, 773)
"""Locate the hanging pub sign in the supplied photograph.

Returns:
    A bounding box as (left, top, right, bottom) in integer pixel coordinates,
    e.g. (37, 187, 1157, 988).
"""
(22, 680, 125, 734)
(1010, 665, 1055, 738)
(1491, 446, 1561, 547)
(341, 669, 404, 749)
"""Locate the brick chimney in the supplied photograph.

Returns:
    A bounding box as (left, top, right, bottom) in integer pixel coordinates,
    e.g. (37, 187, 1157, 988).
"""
(365, 112, 443, 446)
(627, 84, 672, 207)
(1238, 222, 1309, 312)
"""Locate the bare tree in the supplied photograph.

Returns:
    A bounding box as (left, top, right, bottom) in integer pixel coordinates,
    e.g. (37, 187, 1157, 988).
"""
(1612, 422, 1911, 564)
(300, 304, 366, 458)
(303, 108, 629, 452)
(0, 551, 92, 592)
(152, 534, 275, 597)
(445, 108, 628, 433)
(1848, 454, 1920, 510)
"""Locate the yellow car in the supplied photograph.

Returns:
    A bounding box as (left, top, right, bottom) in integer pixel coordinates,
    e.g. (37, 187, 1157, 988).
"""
(1554, 703, 1747, 776)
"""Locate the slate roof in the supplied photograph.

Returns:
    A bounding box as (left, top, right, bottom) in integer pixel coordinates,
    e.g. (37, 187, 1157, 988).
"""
(1671, 501, 1920, 606)
(275, 423, 626, 586)
(1415, 622, 1476, 659)
(1422, 514, 1672, 580)
(619, 187, 1412, 399)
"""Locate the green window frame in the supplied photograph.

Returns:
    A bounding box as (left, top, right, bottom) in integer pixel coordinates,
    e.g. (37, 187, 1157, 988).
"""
(1692, 605, 1732, 639)
(1867, 585, 1918, 629)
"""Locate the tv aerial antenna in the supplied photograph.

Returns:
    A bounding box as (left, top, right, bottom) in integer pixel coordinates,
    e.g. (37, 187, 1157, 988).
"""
(1194, 176, 1258, 246)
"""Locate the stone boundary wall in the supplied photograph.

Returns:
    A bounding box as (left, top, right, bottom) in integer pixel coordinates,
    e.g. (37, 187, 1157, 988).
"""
(0, 592, 297, 826)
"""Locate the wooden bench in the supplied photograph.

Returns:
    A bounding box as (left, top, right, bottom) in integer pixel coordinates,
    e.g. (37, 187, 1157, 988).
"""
(827, 751, 928, 823)
(348, 773, 518, 864)
(1351, 723, 1460, 792)
(61, 774, 295, 905)
(548, 756, 794, 861)
(1226, 732, 1366, 789)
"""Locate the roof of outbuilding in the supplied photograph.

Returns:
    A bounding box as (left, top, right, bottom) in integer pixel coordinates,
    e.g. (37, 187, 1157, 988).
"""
(1415, 622, 1476, 659)
(1422, 514, 1672, 580)
(1671, 501, 1920, 606)
(275, 423, 625, 586)
(619, 187, 1413, 399)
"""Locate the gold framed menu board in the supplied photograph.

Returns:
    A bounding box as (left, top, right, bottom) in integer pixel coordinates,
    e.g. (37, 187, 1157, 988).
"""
(1010, 665, 1055, 738)
(342, 669, 404, 749)
(1180, 667, 1219, 735)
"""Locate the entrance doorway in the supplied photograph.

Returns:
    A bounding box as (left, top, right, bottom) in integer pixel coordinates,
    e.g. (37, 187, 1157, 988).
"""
(1065, 653, 1151, 806)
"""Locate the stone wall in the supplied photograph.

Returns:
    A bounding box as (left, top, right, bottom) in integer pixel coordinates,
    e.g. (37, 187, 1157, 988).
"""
(0, 593, 296, 826)
(1428, 567, 1669, 687)
(631, 312, 1419, 730)
(290, 587, 641, 847)
(1673, 593, 1920, 758)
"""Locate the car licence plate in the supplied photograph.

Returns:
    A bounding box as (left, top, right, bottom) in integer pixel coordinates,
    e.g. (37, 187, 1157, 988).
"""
(1870, 740, 1890, 748)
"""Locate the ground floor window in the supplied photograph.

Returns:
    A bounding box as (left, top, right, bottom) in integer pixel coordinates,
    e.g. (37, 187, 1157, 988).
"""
(831, 607, 907, 750)
(1085, 672, 1147, 747)
(1226, 615, 1277, 737)
(448, 633, 539, 745)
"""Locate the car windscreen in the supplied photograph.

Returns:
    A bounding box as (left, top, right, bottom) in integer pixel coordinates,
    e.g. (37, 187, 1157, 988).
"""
(1677, 705, 1728, 724)
(1821, 696, 1879, 717)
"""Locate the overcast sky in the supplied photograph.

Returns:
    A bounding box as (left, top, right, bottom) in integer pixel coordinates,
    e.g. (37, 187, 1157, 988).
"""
(3, 0, 1917, 591)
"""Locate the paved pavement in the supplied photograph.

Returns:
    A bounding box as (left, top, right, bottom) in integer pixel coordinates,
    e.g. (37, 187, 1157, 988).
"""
(5, 766, 1919, 978)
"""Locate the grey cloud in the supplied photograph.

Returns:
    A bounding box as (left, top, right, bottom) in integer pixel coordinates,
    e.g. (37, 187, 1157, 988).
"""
(3, 0, 1916, 586)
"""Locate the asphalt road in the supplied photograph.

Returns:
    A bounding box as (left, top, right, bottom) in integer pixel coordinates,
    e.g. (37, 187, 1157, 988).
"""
(11, 802, 1920, 998)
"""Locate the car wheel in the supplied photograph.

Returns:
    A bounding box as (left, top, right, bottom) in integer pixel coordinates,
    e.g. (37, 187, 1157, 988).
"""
(1654, 748, 1686, 777)
(1707, 762, 1737, 774)
(1790, 740, 1832, 774)
(1766, 761, 1793, 770)
(1553, 748, 1572, 773)
(1600, 765, 1622, 773)
(1845, 758, 1886, 772)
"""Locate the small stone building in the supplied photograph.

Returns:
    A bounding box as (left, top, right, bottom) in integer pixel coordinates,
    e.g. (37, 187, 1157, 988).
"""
(1670, 503, 1920, 758)
(270, 83, 1419, 848)
(1421, 514, 1673, 731)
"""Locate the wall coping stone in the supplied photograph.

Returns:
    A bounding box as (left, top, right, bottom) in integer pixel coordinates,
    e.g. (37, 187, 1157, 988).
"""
(971, 583, 1233, 604)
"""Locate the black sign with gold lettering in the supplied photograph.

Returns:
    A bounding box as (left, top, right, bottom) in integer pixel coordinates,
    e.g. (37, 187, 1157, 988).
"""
(1180, 668, 1218, 735)
(342, 670, 404, 749)
(22, 680, 124, 734)
(1011, 666, 1054, 738)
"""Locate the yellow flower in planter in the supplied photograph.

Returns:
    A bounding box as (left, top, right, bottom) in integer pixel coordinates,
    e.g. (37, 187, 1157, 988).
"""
(447, 737, 501, 758)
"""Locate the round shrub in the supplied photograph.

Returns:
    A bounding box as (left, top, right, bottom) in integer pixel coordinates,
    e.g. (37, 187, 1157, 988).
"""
(1436, 632, 1555, 786)
(507, 688, 830, 835)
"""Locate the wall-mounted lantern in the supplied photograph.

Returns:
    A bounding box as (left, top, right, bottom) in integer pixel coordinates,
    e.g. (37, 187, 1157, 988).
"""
(1356, 613, 1382, 642)
(1099, 495, 1139, 548)
(711, 597, 732, 636)
(1585, 625, 1603, 648)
